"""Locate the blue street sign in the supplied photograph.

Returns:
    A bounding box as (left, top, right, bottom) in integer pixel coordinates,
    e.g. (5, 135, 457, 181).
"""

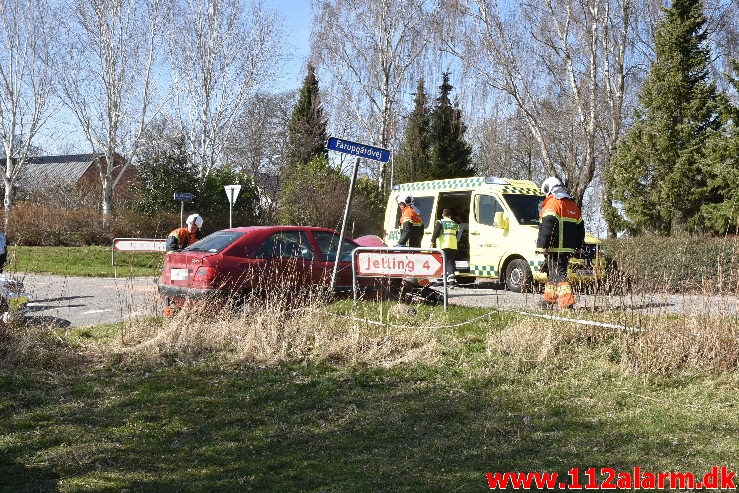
(174, 192, 193, 202)
(327, 137, 391, 163)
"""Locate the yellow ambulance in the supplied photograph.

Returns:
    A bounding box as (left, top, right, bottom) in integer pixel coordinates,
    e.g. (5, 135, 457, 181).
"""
(383, 176, 605, 291)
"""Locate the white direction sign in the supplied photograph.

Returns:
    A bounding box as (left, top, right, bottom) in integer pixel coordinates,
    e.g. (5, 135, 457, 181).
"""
(356, 251, 443, 277)
(224, 185, 242, 204)
(113, 238, 166, 252)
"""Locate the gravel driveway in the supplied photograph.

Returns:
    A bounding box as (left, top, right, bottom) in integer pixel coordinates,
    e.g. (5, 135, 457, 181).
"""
(17, 274, 739, 328)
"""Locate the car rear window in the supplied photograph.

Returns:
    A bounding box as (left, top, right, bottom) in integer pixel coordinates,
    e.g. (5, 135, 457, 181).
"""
(184, 231, 245, 253)
(312, 231, 357, 262)
(255, 231, 315, 260)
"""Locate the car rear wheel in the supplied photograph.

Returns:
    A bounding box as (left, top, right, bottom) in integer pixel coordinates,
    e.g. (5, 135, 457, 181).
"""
(505, 259, 533, 293)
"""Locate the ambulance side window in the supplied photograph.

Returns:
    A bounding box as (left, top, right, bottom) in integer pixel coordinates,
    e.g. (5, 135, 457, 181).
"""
(475, 195, 504, 226)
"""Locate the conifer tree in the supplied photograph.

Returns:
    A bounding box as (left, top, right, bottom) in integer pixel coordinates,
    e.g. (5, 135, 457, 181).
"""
(699, 60, 739, 234)
(605, 0, 722, 235)
(393, 79, 431, 184)
(428, 73, 474, 180)
(285, 64, 328, 168)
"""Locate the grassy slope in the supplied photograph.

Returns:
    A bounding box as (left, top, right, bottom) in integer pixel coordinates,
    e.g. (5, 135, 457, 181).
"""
(2, 248, 737, 491)
(1, 307, 737, 492)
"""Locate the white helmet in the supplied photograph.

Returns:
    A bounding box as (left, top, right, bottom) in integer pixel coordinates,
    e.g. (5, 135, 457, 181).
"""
(541, 177, 563, 195)
(186, 213, 203, 228)
(397, 194, 413, 205)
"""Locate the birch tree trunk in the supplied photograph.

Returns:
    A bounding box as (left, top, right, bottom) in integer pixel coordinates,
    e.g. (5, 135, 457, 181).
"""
(443, 0, 638, 207)
(164, 0, 285, 183)
(311, 0, 437, 193)
(56, 0, 167, 219)
(0, 0, 55, 232)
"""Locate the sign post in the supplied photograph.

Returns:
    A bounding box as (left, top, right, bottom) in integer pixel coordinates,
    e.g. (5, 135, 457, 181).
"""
(224, 185, 242, 228)
(326, 137, 391, 292)
(173, 192, 194, 227)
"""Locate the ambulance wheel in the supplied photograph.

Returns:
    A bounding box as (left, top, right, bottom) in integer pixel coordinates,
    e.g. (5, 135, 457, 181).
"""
(505, 259, 533, 293)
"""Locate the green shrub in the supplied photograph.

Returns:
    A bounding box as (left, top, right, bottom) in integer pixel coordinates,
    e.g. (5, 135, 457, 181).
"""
(602, 235, 739, 293)
(3, 203, 180, 246)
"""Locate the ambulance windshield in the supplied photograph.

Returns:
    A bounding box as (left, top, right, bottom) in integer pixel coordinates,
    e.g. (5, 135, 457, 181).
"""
(503, 194, 544, 226)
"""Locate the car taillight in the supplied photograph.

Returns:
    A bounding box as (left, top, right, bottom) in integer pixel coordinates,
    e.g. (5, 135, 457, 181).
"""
(193, 266, 217, 287)
(195, 266, 216, 278)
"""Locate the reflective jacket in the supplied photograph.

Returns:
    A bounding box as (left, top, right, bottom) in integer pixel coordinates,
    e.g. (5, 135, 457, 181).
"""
(398, 205, 424, 247)
(166, 227, 201, 252)
(536, 195, 585, 254)
(431, 219, 458, 250)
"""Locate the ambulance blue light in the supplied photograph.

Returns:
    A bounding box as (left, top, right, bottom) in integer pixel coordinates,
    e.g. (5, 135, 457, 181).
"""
(484, 176, 510, 185)
(392, 184, 399, 190)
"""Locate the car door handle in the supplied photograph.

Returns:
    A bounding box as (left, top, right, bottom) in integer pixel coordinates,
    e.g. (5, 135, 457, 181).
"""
(470, 231, 480, 236)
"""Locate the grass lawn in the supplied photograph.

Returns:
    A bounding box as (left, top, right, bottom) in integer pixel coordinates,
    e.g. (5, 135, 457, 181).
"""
(7, 246, 163, 277)
(1, 302, 738, 492)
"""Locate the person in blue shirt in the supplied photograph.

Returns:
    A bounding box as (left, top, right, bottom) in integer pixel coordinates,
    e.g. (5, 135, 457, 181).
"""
(0, 231, 6, 273)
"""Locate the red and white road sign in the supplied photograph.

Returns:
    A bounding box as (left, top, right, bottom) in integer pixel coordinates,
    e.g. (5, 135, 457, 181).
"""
(356, 251, 443, 277)
(113, 238, 167, 252)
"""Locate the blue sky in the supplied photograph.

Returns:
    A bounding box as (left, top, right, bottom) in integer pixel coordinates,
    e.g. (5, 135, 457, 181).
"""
(269, 0, 312, 91)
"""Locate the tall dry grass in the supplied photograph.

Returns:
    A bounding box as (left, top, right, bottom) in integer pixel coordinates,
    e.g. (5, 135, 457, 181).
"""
(621, 314, 739, 375)
(0, 323, 89, 371)
(119, 291, 439, 367)
(487, 308, 739, 376)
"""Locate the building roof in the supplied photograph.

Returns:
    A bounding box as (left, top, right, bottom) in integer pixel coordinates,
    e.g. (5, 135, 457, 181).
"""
(13, 154, 96, 190)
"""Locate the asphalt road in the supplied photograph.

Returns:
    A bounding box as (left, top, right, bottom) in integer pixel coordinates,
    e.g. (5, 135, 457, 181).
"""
(443, 281, 739, 316)
(21, 274, 162, 328)
(16, 274, 739, 328)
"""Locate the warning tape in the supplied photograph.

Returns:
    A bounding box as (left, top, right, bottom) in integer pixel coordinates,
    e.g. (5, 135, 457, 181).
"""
(322, 309, 500, 330)
(513, 311, 644, 333)
(315, 308, 643, 333)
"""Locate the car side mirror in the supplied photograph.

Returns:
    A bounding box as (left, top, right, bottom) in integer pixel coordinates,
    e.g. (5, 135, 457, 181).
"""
(494, 211, 509, 229)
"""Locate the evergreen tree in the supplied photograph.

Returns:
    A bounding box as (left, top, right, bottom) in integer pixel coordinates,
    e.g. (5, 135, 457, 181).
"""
(285, 64, 328, 168)
(699, 59, 739, 234)
(394, 79, 432, 184)
(133, 136, 199, 216)
(427, 72, 474, 180)
(196, 166, 262, 230)
(605, 0, 723, 235)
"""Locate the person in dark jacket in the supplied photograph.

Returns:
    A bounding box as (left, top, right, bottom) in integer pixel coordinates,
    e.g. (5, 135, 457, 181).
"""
(166, 214, 204, 252)
(396, 195, 424, 248)
(536, 177, 585, 310)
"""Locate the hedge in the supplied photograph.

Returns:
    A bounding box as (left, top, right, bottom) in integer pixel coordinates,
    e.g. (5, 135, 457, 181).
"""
(602, 235, 739, 294)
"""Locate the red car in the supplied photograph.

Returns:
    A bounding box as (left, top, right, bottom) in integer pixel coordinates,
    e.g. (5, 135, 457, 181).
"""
(158, 226, 379, 308)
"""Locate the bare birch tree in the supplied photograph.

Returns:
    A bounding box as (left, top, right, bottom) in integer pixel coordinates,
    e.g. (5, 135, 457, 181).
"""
(311, 0, 438, 193)
(56, 0, 167, 217)
(443, 0, 639, 207)
(0, 0, 55, 230)
(165, 0, 286, 182)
